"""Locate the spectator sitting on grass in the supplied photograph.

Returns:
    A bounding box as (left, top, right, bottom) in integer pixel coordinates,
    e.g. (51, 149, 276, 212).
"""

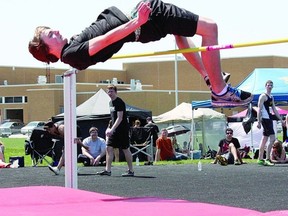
(0, 142, 18, 168)
(0, 140, 5, 162)
(155, 128, 187, 163)
(78, 127, 106, 166)
(270, 140, 288, 164)
(0, 140, 9, 168)
(212, 128, 245, 165)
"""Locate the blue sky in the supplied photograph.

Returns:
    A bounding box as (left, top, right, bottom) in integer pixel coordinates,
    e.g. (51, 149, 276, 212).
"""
(2, 0, 288, 70)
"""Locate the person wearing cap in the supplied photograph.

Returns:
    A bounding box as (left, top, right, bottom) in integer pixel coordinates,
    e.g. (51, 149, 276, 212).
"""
(78, 127, 106, 166)
(44, 121, 88, 175)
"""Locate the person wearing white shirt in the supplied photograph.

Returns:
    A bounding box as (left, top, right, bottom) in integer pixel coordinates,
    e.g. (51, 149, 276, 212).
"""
(78, 127, 106, 166)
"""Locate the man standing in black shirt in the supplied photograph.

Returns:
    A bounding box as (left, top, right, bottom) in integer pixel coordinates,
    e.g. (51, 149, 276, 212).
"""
(97, 84, 134, 177)
(145, 116, 159, 146)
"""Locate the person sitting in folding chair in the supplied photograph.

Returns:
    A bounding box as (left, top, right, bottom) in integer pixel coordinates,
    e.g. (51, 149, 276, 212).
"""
(130, 123, 155, 165)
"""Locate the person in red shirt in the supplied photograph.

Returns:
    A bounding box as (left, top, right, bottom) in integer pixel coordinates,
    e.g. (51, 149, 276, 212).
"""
(155, 128, 177, 163)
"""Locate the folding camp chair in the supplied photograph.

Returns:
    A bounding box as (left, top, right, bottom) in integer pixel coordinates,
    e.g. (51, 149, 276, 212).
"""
(25, 128, 61, 166)
(130, 127, 154, 162)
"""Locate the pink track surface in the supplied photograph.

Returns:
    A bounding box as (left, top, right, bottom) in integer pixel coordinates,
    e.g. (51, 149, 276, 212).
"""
(1, 186, 287, 216)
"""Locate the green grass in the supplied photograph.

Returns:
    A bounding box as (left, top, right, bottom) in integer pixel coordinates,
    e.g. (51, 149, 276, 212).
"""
(1, 137, 260, 167)
(2, 126, 283, 167)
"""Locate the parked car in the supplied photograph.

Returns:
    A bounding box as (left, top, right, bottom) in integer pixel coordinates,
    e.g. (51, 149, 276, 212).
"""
(0, 122, 25, 137)
(21, 121, 45, 135)
(0, 119, 23, 125)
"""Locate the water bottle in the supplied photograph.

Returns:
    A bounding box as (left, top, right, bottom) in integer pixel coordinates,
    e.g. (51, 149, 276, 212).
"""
(136, 156, 140, 166)
(197, 160, 202, 171)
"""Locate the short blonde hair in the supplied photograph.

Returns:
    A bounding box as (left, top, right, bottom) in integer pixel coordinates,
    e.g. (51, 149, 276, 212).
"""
(107, 84, 117, 93)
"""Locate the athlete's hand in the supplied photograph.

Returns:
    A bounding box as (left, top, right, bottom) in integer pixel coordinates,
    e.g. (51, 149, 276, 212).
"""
(257, 122, 261, 129)
(137, 1, 151, 25)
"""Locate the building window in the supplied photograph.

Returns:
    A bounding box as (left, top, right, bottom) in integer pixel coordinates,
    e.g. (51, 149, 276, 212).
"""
(55, 75, 63, 83)
(14, 97, 22, 103)
(5, 97, 13, 103)
(2, 96, 27, 104)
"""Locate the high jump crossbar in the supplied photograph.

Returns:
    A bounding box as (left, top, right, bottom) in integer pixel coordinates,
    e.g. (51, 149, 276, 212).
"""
(112, 37, 288, 59)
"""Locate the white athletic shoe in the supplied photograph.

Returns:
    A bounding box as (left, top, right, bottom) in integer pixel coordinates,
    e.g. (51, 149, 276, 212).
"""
(48, 165, 60, 175)
(211, 85, 253, 107)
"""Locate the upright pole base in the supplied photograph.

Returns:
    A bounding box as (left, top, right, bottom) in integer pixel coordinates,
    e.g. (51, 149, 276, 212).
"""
(63, 68, 78, 189)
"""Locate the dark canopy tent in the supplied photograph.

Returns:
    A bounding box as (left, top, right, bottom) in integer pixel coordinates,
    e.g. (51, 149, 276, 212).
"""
(126, 104, 152, 120)
(53, 89, 152, 139)
(192, 68, 288, 109)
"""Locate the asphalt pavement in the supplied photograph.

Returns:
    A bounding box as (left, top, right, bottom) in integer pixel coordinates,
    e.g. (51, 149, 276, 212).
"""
(1, 163, 288, 213)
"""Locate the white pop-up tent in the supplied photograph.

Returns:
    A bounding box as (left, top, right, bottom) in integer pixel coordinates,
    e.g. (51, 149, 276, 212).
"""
(153, 102, 226, 152)
(228, 122, 264, 149)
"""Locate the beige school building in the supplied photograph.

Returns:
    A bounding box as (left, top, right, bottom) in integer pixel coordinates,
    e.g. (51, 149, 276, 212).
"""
(0, 55, 287, 124)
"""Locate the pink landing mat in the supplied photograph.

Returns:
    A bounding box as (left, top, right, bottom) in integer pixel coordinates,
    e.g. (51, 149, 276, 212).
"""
(1, 186, 287, 216)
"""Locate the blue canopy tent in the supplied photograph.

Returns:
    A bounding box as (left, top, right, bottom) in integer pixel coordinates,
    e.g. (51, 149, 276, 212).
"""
(191, 68, 288, 153)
